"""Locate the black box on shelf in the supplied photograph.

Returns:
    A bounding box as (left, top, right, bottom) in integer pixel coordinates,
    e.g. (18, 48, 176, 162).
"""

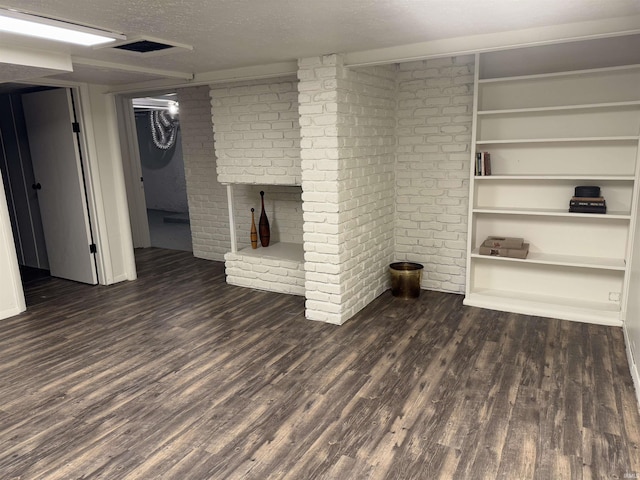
(574, 186, 600, 198)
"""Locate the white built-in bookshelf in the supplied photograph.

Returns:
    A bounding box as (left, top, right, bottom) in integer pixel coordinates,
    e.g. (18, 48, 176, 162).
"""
(464, 49, 640, 326)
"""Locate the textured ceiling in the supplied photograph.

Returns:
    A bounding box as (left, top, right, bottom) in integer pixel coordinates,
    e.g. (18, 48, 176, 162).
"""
(0, 63, 69, 83)
(1, 0, 640, 87)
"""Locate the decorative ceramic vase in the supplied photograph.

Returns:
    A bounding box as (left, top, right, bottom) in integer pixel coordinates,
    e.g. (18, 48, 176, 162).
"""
(250, 208, 258, 249)
(259, 191, 270, 247)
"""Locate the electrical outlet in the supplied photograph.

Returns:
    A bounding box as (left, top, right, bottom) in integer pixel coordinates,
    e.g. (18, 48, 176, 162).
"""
(609, 292, 621, 302)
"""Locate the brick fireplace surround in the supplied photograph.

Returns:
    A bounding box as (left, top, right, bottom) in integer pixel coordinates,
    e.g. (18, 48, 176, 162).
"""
(177, 54, 474, 324)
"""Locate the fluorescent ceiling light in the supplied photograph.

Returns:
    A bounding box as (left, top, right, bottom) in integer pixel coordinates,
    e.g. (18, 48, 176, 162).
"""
(132, 97, 179, 114)
(0, 9, 125, 46)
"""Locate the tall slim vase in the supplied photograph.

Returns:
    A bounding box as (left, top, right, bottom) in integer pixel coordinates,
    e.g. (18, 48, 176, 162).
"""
(250, 208, 258, 249)
(259, 190, 270, 247)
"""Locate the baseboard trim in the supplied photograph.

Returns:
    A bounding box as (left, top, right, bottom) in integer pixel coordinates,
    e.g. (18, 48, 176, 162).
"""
(0, 305, 25, 321)
(623, 324, 640, 413)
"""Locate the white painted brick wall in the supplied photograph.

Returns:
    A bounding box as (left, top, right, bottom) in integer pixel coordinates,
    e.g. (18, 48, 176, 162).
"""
(395, 55, 475, 293)
(211, 77, 301, 185)
(181, 56, 474, 323)
(338, 64, 397, 321)
(225, 251, 305, 295)
(299, 55, 396, 324)
(298, 56, 343, 324)
(176, 86, 230, 261)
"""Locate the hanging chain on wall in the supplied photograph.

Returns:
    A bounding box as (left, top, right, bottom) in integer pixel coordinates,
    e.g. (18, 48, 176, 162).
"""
(150, 110, 179, 150)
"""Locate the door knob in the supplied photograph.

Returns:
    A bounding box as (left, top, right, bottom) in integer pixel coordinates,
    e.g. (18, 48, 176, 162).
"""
(32, 183, 41, 190)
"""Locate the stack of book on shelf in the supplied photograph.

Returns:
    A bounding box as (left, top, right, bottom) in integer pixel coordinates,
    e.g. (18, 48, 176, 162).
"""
(569, 185, 606, 214)
(479, 236, 529, 259)
(475, 152, 491, 176)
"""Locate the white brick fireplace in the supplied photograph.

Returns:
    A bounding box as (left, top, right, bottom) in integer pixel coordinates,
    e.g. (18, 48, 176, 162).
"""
(203, 54, 474, 325)
(297, 55, 397, 324)
(210, 77, 306, 298)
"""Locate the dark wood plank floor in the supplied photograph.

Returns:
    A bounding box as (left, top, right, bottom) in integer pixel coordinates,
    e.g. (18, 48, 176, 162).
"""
(1, 248, 639, 479)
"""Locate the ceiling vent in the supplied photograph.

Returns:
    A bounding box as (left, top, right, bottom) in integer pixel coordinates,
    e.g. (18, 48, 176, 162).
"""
(97, 36, 192, 56)
(114, 40, 174, 53)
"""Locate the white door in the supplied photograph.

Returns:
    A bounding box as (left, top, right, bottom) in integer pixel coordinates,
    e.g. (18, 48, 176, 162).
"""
(21, 88, 98, 285)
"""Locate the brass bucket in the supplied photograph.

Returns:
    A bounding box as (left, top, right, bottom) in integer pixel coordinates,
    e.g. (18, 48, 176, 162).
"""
(389, 262, 424, 299)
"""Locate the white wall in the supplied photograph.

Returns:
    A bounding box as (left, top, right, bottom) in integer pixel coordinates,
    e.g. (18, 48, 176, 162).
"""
(337, 63, 397, 321)
(201, 54, 473, 323)
(0, 168, 25, 320)
(298, 55, 397, 324)
(625, 180, 640, 399)
(79, 85, 136, 284)
(211, 76, 301, 185)
(177, 85, 229, 261)
(395, 56, 475, 293)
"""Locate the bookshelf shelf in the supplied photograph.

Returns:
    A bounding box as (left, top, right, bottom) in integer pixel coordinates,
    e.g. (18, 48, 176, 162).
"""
(478, 100, 640, 116)
(465, 53, 640, 325)
(236, 242, 304, 263)
(463, 290, 622, 326)
(472, 207, 631, 219)
(474, 175, 635, 181)
(470, 249, 626, 271)
(476, 136, 640, 145)
(478, 64, 640, 84)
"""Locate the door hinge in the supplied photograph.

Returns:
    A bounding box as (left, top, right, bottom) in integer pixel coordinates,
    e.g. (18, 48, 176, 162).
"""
(72, 122, 80, 133)
(89, 243, 97, 254)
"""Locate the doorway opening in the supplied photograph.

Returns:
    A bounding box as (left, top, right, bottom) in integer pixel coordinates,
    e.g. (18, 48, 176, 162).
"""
(124, 94, 192, 252)
(0, 85, 49, 286)
(0, 84, 98, 291)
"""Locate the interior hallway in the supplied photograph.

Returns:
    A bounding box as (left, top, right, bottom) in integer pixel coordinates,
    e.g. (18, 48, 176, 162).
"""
(146, 209, 192, 252)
